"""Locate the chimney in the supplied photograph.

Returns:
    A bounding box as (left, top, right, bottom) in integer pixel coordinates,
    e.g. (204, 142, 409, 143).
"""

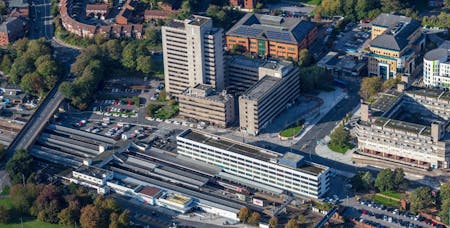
(361, 103, 370, 122)
(431, 122, 443, 142)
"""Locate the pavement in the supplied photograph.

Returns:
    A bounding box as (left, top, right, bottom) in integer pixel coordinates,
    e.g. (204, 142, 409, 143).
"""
(29, 0, 53, 39)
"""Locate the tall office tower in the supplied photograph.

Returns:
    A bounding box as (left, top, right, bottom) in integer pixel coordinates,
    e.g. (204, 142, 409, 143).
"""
(162, 15, 225, 96)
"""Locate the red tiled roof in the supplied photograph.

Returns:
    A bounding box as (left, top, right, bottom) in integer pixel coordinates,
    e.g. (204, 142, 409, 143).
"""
(86, 4, 109, 12)
(138, 186, 161, 197)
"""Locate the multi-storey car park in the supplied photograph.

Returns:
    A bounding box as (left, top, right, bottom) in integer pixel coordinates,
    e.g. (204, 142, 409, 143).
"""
(177, 129, 330, 199)
(355, 78, 450, 169)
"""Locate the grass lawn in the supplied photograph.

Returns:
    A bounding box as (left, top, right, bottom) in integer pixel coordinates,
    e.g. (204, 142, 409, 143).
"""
(380, 191, 401, 200)
(328, 143, 353, 154)
(147, 101, 179, 120)
(372, 195, 400, 207)
(0, 197, 13, 209)
(280, 120, 305, 138)
(294, 0, 321, 5)
(1, 219, 73, 228)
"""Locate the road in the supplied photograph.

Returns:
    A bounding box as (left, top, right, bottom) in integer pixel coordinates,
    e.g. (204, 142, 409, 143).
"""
(294, 84, 360, 155)
(29, 0, 53, 39)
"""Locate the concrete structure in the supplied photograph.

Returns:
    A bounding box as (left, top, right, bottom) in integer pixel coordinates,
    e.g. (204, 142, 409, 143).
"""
(177, 129, 330, 198)
(157, 192, 194, 213)
(135, 186, 163, 205)
(226, 55, 264, 94)
(226, 13, 317, 60)
(356, 81, 450, 169)
(423, 47, 450, 88)
(239, 60, 299, 135)
(366, 14, 424, 79)
(178, 84, 235, 128)
(71, 165, 113, 194)
(162, 15, 225, 96)
(317, 51, 366, 81)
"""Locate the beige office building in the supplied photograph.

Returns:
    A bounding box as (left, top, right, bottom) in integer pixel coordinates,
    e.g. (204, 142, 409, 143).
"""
(239, 60, 299, 135)
(178, 84, 235, 128)
(162, 15, 224, 96)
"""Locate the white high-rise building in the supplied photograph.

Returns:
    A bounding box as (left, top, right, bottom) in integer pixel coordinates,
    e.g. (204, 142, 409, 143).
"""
(423, 47, 450, 88)
(162, 15, 225, 96)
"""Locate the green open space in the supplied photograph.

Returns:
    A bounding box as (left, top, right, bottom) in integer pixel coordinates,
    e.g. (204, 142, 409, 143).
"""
(293, 0, 321, 5)
(146, 100, 179, 120)
(328, 142, 354, 154)
(380, 191, 401, 200)
(372, 195, 400, 207)
(280, 120, 305, 138)
(1, 219, 73, 228)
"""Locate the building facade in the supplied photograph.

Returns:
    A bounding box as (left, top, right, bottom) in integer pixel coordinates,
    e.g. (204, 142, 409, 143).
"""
(356, 84, 450, 169)
(226, 14, 317, 60)
(367, 14, 425, 79)
(178, 84, 235, 128)
(162, 15, 225, 96)
(229, 0, 258, 10)
(226, 55, 264, 94)
(177, 129, 330, 198)
(423, 47, 450, 88)
(239, 60, 299, 135)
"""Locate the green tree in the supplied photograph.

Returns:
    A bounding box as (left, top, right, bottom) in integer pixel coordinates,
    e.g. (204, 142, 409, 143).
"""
(58, 199, 81, 226)
(9, 55, 35, 84)
(269, 216, 278, 228)
(0, 54, 12, 74)
(329, 124, 350, 148)
(382, 78, 399, 91)
(6, 149, 34, 184)
(118, 209, 130, 227)
(361, 171, 373, 190)
(410, 187, 433, 212)
(121, 43, 137, 70)
(298, 49, 313, 67)
(359, 76, 382, 100)
(440, 183, 450, 203)
(10, 184, 42, 215)
(136, 55, 153, 74)
(381, 0, 401, 13)
(0, 206, 11, 223)
(298, 66, 332, 93)
(285, 218, 298, 228)
(31, 184, 65, 223)
(21, 72, 44, 96)
(237, 206, 251, 223)
(439, 199, 450, 225)
(375, 169, 394, 192)
(79, 205, 108, 228)
(144, 28, 161, 44)
(393, 168, 407, 190)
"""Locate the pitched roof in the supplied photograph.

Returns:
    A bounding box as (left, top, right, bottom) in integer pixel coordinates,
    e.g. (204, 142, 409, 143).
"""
(370, 34, 408, 51)
(226, 13, 315, 44)
(0, 17, 26, 36)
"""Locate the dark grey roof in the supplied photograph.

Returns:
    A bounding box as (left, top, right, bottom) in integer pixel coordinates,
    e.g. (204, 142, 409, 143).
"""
(424, 48, 448, 61)
(370, 34, 408, 51)
(372, 13, 412, 28)
(0, 17, 27, 41)
(226, 13, 315, 44)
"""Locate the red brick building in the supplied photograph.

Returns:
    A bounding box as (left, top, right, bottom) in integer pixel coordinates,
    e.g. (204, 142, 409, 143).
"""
(229, 0, 258, 10)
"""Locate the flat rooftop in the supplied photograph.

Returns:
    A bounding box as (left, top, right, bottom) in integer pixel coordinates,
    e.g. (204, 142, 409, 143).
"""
(137, 186, 161, 197)
(74, 165, 111, 179)
(373, 117, 431, 136)
(406, 87, 450, 101)
(242, 75, 281, 100)
(178, 129, 328, 175)
(227, 55, 265, 69)
(261, 60, 292, 72)
(371, 91, 402, 113)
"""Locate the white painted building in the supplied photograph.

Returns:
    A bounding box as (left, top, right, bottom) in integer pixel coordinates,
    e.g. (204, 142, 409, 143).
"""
(423, 48, 450, 88)
(176, 129, 330, 199)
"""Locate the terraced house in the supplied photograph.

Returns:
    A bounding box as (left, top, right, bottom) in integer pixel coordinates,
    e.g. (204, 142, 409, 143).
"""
(367, 13, 425, 79)
(226, 13, 317, 60)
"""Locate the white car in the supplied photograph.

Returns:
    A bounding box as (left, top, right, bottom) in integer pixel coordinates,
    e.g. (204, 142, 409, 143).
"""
(174, 121, 181, 125)
(182, 122, 188, 126)
(156, 118, 162, 122)
(165, 119, 172, 124)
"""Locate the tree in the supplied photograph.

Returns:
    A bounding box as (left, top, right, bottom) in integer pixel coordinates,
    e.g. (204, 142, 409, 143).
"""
(382, 78, 399, 91)
(58, 199, 81, 227)
(237, 206, 250, 223)
(6, 149, 34, 184)
(393, 168, 407, 190)
(410, 187, 433, 212)
(118, 210, 130, 227)
(10, 184, 42, 215)
(247, 212, 260, 225)
(144, 28, 161, 44)
(21, 72, 44, 96)
(329, 124, 350, 148)
(31, 184, 65, 223)
(298, 49, 313, 67)
(269, 216, 278, 228)
(285, 218, 298, 228)
(440, 183, 450, 203)
(136, 55, 152, 74)
(79, 205, 108, 228)
(0, 206, 11, 223)
(359, 76, 382, 100)
(297, 214, 307, 224)
(375, 169, 394, 192)
(439, 199, 450, 225)
(381, 0, 401, 13)
(0, 54, 12, 74)
(121, 42, 137, 70)
(361, 171, 373, 190)
(298, 66, 332, 93)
